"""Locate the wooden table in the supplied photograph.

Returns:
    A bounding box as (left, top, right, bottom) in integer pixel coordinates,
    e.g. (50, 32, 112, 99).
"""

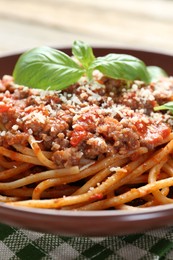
(0, 0, 173, 56)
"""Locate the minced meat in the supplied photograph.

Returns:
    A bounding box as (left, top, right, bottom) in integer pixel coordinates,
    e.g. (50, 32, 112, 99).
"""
(0, 75, 172, 168)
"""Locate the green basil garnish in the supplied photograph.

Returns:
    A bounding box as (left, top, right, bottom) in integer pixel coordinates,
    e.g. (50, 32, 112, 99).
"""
(147, 66, 168, 82)
(154, 101, 173, 114)
(13, 40, 168, 90)
(13, 46, 84, 90)
(72, 40, 95, 69)
(89, 53, 150, 83)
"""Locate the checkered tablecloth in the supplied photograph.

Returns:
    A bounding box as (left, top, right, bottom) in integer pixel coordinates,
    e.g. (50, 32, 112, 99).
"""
(1, 224, 173, 259)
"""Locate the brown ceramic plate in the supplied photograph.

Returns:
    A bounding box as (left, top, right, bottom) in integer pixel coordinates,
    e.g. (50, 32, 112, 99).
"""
(0, 47, 173, 236)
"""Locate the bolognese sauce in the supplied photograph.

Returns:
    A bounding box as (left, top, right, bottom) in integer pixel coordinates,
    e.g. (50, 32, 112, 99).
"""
(0, 74, 172, 169)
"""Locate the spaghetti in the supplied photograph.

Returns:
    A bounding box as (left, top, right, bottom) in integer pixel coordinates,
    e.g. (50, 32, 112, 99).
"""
(0, 74, 173, 210)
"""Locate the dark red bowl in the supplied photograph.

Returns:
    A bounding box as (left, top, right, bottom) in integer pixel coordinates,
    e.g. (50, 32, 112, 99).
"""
(0, 47, 173, 236)
(0, 47, 173, 77)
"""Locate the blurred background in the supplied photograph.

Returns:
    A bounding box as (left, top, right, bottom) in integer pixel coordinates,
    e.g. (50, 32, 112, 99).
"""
(0, 0, 173, 56)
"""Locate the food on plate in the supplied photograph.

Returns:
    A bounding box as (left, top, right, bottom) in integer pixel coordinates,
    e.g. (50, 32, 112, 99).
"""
(0, 41, 173, 210)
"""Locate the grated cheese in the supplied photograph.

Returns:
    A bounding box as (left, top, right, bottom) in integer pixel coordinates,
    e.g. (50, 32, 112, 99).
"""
(110, 166, 127, 173)
(12, 125, 19, 131)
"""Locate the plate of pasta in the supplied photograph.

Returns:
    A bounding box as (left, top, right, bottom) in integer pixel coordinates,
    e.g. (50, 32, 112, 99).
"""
(0, 41, 173, 236)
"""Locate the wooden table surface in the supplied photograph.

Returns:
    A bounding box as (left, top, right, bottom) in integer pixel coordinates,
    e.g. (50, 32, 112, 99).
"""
(0, 0, 173, 56)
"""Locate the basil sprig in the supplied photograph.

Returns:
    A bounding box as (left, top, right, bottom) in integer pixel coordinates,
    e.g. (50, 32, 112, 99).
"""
(13, 40, 168, 90)
(13, 46, 84, 90)
(89, 54, 150, 83)
(147, 66, 168, 82)
(154, 101, 173, 114)
(72, 40, 95, 70)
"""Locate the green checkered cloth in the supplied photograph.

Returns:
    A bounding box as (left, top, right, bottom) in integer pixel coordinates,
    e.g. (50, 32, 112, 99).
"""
(1, 223, 173, 260)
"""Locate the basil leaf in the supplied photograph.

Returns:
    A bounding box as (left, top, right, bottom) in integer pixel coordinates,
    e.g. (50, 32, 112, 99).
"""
(89, 53, 150, 83)
(154, 101, 173, 113)
(72, 40, 95, 69)
(13, 46, 84, 90)
(147, 66, 168, 82)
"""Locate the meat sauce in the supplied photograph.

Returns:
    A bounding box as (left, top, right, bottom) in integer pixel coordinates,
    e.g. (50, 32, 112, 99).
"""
(0, 75, 173, 168)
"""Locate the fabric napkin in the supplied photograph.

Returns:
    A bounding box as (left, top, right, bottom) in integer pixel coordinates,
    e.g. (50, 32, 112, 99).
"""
(1, 223, 173, 259)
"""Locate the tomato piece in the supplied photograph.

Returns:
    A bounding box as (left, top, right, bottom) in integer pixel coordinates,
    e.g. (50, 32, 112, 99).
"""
(70, 125, 87, 147)
(89, 193, 103, 201)
(0, 104, 10, 113)
(134, 115, 171, 146)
